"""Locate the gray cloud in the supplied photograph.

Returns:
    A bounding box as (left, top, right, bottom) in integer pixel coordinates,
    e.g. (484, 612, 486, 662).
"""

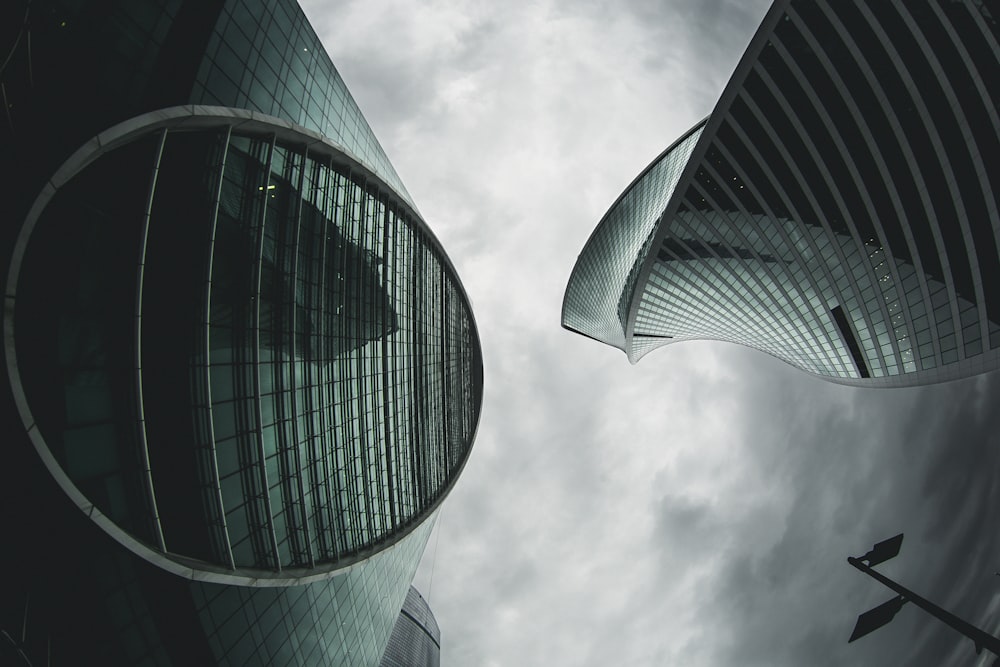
(697, 360, 1000, 667)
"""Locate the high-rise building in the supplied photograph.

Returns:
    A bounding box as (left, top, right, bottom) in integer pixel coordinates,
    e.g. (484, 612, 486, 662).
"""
(563, 0, 1000, 386)
(0, 0, 482, 664)
(379, 586, 442, 667)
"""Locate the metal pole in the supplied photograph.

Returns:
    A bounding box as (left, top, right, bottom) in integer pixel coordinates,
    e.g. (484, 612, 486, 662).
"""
(848, 556, 1000, 656)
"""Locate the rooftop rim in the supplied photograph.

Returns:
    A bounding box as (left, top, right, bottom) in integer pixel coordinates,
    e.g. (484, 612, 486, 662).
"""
(4, 104, 484, 587)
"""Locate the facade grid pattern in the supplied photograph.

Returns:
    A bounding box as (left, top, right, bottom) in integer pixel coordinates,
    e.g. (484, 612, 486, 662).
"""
(191, 519, 435, 666)
(190, 0, 414, 207)
(563, 0, 1000, 387)
(2, 0, 482, 664)
(379, 586, 441, 667)
(561, 125, 704, 349)
(14, 123, 480, 573)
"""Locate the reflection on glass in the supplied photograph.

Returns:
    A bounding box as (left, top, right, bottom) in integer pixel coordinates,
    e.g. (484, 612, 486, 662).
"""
(16, 127, 480, 572)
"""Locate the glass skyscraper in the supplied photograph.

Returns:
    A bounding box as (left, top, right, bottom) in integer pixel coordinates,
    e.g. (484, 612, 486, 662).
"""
(563, 0, 1000, 386)
(1, 0, 481, 664)
(379, 586, 441, 667)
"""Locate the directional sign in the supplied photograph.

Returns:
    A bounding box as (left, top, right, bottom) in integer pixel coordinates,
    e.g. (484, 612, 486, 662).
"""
(849, 595, 907, 643)
(861, 534, 904, 567)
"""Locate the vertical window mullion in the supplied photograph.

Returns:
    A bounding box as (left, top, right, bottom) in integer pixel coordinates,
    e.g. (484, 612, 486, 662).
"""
(204, 126, 236, 569)
(136, 127, 169, 552)
(252, 134, 282, 570)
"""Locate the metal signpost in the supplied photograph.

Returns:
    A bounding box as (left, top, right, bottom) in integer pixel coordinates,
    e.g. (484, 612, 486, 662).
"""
(848, 533, 1000, 662)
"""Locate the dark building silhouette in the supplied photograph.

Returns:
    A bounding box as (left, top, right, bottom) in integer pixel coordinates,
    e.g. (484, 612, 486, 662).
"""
(1, 0, 482, 664)
(379, 586, 442, 667)
(563, 0, 1000, 386)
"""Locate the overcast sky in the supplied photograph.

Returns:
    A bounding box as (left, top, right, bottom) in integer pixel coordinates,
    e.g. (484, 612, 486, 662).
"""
(299, 1, 1000, 665)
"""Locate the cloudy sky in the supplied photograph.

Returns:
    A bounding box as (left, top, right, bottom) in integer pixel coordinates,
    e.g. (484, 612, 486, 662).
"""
(299, 1, 1000, 665)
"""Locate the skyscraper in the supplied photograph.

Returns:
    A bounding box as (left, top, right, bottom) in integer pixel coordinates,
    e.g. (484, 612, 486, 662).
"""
(379, 586, 442, 667)
(1, 0, 482, 664)
(563, 0, 1000, 386)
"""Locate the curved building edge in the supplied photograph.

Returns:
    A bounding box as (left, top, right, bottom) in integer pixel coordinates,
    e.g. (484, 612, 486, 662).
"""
(621, 0, 792, 364)
(560, 119, 709, 351)
(4, 105, 484, 587)
(378, 585, 442, 666)
(566, 0, 1000, 386)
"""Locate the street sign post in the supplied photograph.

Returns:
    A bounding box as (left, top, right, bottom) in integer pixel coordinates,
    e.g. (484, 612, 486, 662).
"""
(849, 595, 906, 643)
(847, 534, 1000, 658)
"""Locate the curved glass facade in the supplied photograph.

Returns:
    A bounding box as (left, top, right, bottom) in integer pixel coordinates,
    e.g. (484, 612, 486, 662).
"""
(0, 0, 410, 210)
(563, 0, 1000, 386)
(2, 0, 480, 664)
(192, 521, 436, 666)
(0, 474, 435, 666)
(561, 124, 704, 351)
(379, 586, 441, 667)
(13, 116, 481, 574)
(189, 0, 415, 205)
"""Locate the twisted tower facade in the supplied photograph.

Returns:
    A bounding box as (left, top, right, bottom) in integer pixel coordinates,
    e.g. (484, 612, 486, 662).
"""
(563, 0, 1000, 386)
